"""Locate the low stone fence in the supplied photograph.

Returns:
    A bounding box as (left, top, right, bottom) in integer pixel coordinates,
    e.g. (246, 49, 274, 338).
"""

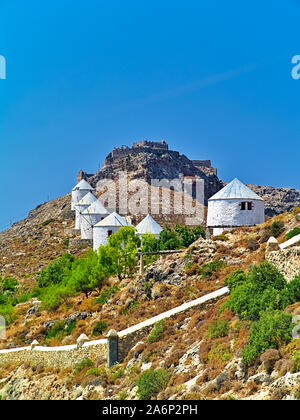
(118, 287, 229, 360)
(267, 247, 300, 282)
(0, 287, 229, 369)
(0, 340, 107, 369)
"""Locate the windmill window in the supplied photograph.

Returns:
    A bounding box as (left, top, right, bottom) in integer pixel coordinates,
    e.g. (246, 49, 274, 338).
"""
(107, 230, 113, 237)
(240, 201, 253, 211)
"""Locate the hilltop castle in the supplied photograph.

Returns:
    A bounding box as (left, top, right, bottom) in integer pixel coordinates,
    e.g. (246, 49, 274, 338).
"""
(77, 140, 217, 184)
(105, 140, 168, 164)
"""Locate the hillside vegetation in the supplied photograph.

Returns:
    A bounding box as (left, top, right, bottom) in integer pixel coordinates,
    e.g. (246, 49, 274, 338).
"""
(0, 199, 300, 400)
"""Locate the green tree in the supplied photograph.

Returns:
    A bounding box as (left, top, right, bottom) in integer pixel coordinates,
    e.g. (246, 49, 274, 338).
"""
(174, 224, 205, 247)
(158, 227, 181, 250)
(106, 226, 140, 279)
(224, 262, 291, 321)
(140, 233, 159, 253)
(37, 253, 75, 288)
(69, 250, 105, 297)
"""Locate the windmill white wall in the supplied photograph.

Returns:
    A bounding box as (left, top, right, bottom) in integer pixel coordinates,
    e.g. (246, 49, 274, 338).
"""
(93, 212, 132, 251)
(93, 226, 121, 251)
(81, 200, 110, 240)
(71, 179, 95, 210)
(207, 178, 265, 235)
(74, 192, 97, 231)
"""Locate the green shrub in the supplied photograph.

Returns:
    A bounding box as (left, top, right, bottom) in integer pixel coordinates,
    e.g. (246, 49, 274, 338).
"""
(146, 320, 165, 344)
(224, 269, 247, 291)
(270, 221, 285, 238)
(41, 218, 55, 226)
(92, 320, 108, 336)
(158, 225, 205, 251)
(0, 303, 14, 324)
(0, 277, 19, 294)
(74, 358, 94, 374)
(40, 284, 74, 311)
(46, 320, 66, 339)
(208, 342, 232, 362)
(136, 369, 171, 400)
(86, 367, 101, 376)
(174, 225, 206, 247)
(158, 228, 181, 251)
(11, 291, 33, 305)
(37, 253, 75, 288)
(66, 320, 76, 335)
(285, 227, 300, 241)
(198, 259, 226, 280)
(242, 311, 293, 364)
(291, 350, 300, 373)
(94, 285, 120, 305)
(287, 275, 300, 302)
(208, 319, 230, 339)
(224, 262, 290, 321)
(110, 367, 124, 383)
(212, 233, 229, 242)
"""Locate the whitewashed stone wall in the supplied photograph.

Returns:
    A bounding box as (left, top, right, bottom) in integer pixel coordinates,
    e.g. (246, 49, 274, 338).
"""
(74, 204, 91, 230)
(93, 226, 120, 250)
(207, 198, 265, 228)
(81, 214, 106, 240)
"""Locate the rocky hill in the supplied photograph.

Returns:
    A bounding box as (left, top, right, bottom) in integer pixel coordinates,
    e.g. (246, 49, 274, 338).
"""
(249, 184, 300, 218)
(77, 141, 300, 218)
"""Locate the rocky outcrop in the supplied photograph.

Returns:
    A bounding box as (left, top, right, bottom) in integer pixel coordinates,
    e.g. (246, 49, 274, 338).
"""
(248, 184, 300, 218)
(79, 142, 223, 206)
(77, 141, 300, 218)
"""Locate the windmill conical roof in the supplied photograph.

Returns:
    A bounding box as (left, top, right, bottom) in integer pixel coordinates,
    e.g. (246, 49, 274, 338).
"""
(94, 212, 132, 227)
(136, 214, 163, 235)
(72, 179, 94, 191)
(82, 200, 109, 215)
(208, 178, 263, 201)
(77, 192, 97, 206)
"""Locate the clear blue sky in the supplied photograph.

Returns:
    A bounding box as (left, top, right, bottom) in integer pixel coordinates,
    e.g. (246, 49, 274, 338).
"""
(0, 0, 300, 230)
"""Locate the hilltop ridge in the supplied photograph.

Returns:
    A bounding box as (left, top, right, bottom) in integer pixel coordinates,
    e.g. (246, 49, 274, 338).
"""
(77, 140, 300, 217)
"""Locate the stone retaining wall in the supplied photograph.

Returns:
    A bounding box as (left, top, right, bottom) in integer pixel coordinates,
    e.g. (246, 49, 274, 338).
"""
(267, 247, 300, 282)
(0, 287, 229, 369)
(0, 340, 107, 369)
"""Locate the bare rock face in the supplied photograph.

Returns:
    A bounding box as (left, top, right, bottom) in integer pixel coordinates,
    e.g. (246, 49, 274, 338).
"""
(248, 184, 300, 218)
